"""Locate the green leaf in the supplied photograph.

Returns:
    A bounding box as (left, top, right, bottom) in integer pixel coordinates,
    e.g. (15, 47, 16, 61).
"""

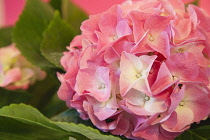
(41, 94, 67, 118)
(49, 0, 62, 12)
(62, 0, 88, 34)
(176, 126, 210, 140)
(0, 27, 13, 47)
(51, 108, 94, 127)
(0, 88, 30, 108)
(55, 122, 121, 140)
(27, 74, 60, 111)
(0, 104, 88, 140)
(13, 0, 55, 70)
(52, 109, 128, 140)
(0, 104, 121, 140)
(41, 11, 75, 68)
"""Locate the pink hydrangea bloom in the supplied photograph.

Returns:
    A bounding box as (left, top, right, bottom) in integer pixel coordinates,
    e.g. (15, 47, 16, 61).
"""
(0, 44, 46, 90)
(58, 0, 210, 139)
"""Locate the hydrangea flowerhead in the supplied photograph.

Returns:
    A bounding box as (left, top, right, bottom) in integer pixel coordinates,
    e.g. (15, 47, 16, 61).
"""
(58, 0, 210, 139)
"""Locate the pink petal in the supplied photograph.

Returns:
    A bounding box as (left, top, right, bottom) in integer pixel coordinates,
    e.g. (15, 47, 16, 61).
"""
(98, 5, 119, 37)
(57, 73, 74, 101)
(116, 20, 132, 38)
(147, 31, 170, 58)
(75, 65, 111, 102)
(151, 62, 176, 95)
(0, 68, 21, 87)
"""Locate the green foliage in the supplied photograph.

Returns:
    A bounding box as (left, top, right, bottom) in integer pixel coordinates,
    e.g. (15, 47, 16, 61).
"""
(51, 108, 94, 127)
(176, 125, 210, 140)
(62, 0, 88, 34)
(41, 94, 67, 118)
(49, 0, 62, 12)
(41, 11, 75, 69)
(0, 104, 121, 140)
(26, 74, 60, 111)
(13, 0, 55, 70)
(0, 27, 13, 47)
(0, 88, 30, 108)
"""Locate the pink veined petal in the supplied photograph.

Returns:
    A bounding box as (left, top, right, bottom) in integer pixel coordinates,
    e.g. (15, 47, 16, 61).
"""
(144, 97, 168, 113)
(188, 45, 209, 67)
(165, 52, 200, 82)
(68, 35, 83, 52)
(160, 124, 182, 139)
(133, 124, 171, 140)
(86, 102, 109, 131)
(168, 85, 185, 114)
(161, 112, 178, 132)
(133, 77, 152, 96)
(131, 30, 154, 54)
(124, 88, 145, 106)
(199, 0, 210, 16)
(57, 73, 74, 101)
(182, 84, 210, 122)
(87, 96, 117, 121)
(148, 61, 161, 87)
(144, 15, 171, 37)
(190, 4, 210, 32)
(95, 31, 113, 48)
(129, 10, 151, 43)
(124, 101, 154, 116)
(168, 0, 185, 11)
(173, 106, 194, 131)
(75, 66, 111, 102)
(120, 52, 143, 96)
(120, 52, 157, 96)
(111, 113, 130, 135)
(172, 18, 192, 41)
(79, 46, 94, 69)
(187, 5, 198, 28)
(104, 38, 133, 64)
(81, 14, 101, 43)
(147, 31, 170, 58)
(98, 5, 119, 37)
(62, 51, 80, 89)
(151, 62, 177, 95)
(104, 46, 120, 64)
(116, 20, 132, 38)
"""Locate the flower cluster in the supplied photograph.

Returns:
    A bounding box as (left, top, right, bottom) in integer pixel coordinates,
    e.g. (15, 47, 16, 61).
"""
(58, 0, 210, 139)
(0, 44, 46, 90)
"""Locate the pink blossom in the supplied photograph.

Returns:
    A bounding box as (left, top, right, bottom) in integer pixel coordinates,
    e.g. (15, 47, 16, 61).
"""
(58, 0, 210, 139)
(0, 44, 46, 90)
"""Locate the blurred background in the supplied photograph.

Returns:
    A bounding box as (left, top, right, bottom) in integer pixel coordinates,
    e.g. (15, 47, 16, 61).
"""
(0, 0, 210, 27)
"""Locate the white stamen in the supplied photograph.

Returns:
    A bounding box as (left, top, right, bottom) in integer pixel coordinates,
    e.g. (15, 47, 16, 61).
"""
(172, 75, 178, 80)
(179, 101, 184, 106)
(136, 73, 142, 78)
(99, 84, 106, 89)
(145, 96, 150, 101)
(149, 36, 154, 42)
(113, 36, 118, 41)
(177, 48, 184, 53)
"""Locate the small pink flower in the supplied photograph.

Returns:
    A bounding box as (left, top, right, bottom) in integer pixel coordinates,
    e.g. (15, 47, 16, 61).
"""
(0, 44, 46, 90)
(163, 84, 210, 132)
(120, 52, 157, 96)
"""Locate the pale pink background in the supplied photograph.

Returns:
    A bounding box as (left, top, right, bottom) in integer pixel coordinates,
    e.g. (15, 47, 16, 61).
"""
(0, 0, 210, 27)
